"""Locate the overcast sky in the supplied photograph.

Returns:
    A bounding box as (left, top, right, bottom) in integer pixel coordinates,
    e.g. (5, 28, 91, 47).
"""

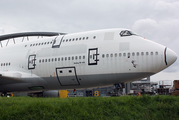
(0, 0, 179, 82)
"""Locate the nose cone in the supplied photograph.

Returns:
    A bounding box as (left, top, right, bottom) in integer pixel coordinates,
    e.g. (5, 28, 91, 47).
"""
(166, 48, 177, 66)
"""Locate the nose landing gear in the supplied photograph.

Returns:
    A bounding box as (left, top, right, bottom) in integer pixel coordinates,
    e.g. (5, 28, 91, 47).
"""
(108, 83, 125, 96)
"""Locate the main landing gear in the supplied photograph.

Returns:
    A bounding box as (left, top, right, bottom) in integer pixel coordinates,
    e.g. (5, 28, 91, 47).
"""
(1, 92, 13, 97)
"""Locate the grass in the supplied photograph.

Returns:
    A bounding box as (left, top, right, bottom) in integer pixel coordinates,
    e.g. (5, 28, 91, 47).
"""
(0, 95, 179, 120)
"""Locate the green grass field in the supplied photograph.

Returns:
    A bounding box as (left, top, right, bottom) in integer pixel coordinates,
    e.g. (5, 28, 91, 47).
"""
(0, 95, 179, 120)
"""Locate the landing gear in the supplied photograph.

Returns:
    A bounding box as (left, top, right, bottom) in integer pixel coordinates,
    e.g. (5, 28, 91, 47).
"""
(114, 83, 125, 95)
(1, 92, 12, 97)
(1, 92, 7, 97)
(108, 83, 125, 96)
(114, 83, 125, 89)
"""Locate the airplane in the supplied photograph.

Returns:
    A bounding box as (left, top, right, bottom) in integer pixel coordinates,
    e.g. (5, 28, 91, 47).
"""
(0, 28, 177, 97)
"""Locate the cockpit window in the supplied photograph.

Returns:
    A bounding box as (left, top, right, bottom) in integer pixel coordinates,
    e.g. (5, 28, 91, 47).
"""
(120, 30, 137, 37)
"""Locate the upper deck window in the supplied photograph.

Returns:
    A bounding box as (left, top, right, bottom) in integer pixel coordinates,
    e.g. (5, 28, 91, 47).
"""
(120, 30, 137, 37)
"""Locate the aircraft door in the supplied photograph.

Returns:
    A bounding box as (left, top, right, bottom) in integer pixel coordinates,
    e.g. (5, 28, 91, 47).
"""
(88, 48, 99, 65)
(56, 67, 80, 86)
(28, 55, 36, 69)
(52, 35, 64, 48)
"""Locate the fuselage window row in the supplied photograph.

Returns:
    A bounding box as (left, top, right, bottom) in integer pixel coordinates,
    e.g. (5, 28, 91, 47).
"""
(102, 51, 158, 58)
(63, 36, 95, 42)
(26, 35, 97, 47)
(38, 55, 85, 63)
(1, 63, 11, 66)
(27, 41, 53, 47)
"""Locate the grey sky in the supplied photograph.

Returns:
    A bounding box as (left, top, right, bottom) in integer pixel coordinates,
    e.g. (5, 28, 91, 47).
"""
(0, 0, 179, 81)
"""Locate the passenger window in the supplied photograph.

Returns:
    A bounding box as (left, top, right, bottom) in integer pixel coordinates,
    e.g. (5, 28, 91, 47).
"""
(9, 63, 10, 66)
(106, 54, 109, 57)
(76, 38, 78, 41)
(39, 43, 41, 45)
(146, 52, 149, 55)
(115, 53, 117, 57)
(45, 59, 47, 62)
(110, 54, 113, 57)
(83, 37, 85, 40)
(79, 38, 81, 40)
(33, 44, 35, 46)
(42, 59, 44, 62)
(79, 56, 81, 59)
(86, 37, 88, 40)
(61, 57, 63, 61)
(52, 58, 53, 62)
(128, 53, 130, 57)
(72, 56, 74, 60)
(141, 52, 144, 56)
(137, 52, 139, 56)
(68, 57, 70, 60)
(151, 52, 153, 55)
(65, 57, 67, 61)
(55, 58, 57, 61)
(83, 56, 85, 59)
(39, 60, 41, 63)
(132, 52, 135, 56)
(69, 39, 71, 42)
(119, 53, 122, 57)
(75, 56, 78, 60)
(102, 54, 105, 58)
(48, 59, 50, 62)
(123, 53, 126, 56)
(93, 36, 96, 39)
(155, 52, 158, 55)
(58, 58, 60, 61)
(30, 44, 32, 47)
(73, 38, 75, 41)
(41, 43, 43, 45)
(66, 39, 68, 42)
(47, 42, 49, 44)
(44, 42, 46, 45)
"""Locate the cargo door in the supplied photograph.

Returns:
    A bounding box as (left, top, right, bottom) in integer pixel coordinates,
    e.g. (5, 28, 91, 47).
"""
(56, 67, 80, 86)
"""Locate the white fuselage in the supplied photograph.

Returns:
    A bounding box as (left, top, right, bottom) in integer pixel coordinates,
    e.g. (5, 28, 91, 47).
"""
(0, 28, 177, 93)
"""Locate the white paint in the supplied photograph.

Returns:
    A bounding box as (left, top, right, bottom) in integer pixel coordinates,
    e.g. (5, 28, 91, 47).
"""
(0, 28, 177, 93)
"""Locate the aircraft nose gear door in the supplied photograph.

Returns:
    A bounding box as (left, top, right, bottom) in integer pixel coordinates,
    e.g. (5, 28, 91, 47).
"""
(88, 48, 99, 65)
(28, 55, 36, 69)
